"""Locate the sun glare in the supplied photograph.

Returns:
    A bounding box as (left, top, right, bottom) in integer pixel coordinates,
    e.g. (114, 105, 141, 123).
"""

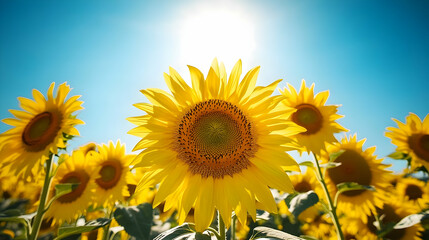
(179, 6, 256, 68)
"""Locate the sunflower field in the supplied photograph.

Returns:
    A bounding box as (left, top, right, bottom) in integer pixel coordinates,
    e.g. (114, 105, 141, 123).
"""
(0, 59, 427, 240)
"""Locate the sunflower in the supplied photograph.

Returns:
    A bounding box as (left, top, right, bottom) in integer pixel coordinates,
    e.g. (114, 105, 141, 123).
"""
(322, 134, 391, 223)
(289, 170, 324, 222)
(366, 197, 422, 240)
(385, 113, 429, 171)
(300, 214, 336, 239)
(0, 82, 84, 178)
(395, 177, 429, 210)
(45, 151, 98, 223)
(128, 59, 304, 231)
(92, 141, 134, 207)
(279, 80, 347, 155)
(341, 217, 377, 240)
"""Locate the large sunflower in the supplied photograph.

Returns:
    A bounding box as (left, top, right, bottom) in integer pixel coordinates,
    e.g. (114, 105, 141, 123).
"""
(45, 151, 98, 223)
(0, 82, 84, 178)
(322, 134, 391, 223)
(385, 113, 429, 170)
(279, 80, 347, 155)
(92, 141, 134, 207)
(128, 59, 304, 231)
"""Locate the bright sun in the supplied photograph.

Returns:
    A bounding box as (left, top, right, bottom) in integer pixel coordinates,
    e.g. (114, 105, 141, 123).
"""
(179, 6, 256, 68)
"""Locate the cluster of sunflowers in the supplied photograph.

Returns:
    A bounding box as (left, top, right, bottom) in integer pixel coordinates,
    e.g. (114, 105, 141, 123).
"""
(0, 60, 428, 240)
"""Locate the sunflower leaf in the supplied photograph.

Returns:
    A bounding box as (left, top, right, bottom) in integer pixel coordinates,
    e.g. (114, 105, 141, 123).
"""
(153, 223, 195, 240)
(114, 203, 153, 240)
(287, 191, 319, 218)
(336, 182, 375, 194)
(319, 162, 342, 169)
(299, 161, 314, 169)
(56, 218, 111, 240)
(250, 226, 305, 239)
(394, 211, 429, 229)
(329, 150, 345, 162)
(54, 183, 79, 198)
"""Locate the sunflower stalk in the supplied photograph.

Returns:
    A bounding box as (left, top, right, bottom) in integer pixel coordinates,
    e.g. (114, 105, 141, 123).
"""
(102, 206, 115, 240)
(218, 211, 226, 240)
(313, 153, 344, 240)
(28, 153, 54, 240)
(231, 215, 237, 240)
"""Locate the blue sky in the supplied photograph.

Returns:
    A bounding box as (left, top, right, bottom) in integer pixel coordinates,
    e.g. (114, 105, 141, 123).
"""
(1, 0, 428, 172)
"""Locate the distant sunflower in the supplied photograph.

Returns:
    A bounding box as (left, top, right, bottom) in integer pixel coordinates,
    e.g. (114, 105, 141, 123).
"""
(366, 198, 422, 240)
(385, 113, 429, 170)
(289, 170, 324, 222)
(45, 151, 98, 223)
(0, 83, 84, 178)
(322, 134, 391, 223)
(279, 80, 347, 155)
(128, 59, 304, 231)
(300, 214, 335, 239)
(93, 141, 134, 207)
(395, 177, 429, 209)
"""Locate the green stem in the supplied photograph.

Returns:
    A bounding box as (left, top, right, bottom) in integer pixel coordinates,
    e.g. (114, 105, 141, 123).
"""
(231, 215, 236, 240)
(313, 153, 344, 240)
(102, 207, 115, 240)
(29, 154, 54, 240)
(218, 211, 226, 240)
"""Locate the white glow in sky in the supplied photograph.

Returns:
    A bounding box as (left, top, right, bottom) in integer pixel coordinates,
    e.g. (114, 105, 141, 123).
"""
(179, 4, 256, 69)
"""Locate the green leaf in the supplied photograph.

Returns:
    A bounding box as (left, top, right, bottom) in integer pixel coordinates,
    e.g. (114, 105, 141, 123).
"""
(57, 218, 111, 240)
(387, 151, 409, 160)
(336, 182, 375, 194)
(114, 203, 153, 240)
(0, 212, 36, 228)
(394, 211, 429, 229)
(250, 226, 304, 239)
(319, 162, 342, 169)
(299, 161, 314, 169)
(288, 191, 319, 218)
(153, 223, 195, 240)
(329, 150, 345, 162)
(55, 183, 79, 198)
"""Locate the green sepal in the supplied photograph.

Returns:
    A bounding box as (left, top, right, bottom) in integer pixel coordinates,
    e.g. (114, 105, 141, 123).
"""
(387, 151, 409, 160)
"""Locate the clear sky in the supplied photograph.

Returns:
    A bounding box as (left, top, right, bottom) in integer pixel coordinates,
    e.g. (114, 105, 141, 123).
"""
(1, 0, 428, 172)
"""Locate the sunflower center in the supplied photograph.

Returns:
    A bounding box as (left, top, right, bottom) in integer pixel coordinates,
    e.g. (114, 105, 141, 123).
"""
(22, 111, 62, 152)
(327, 149, 372, 196)
(95, 160, 123, 190)
(405, 184, 423, 200)
(294, 180, 313, 193)
(408, 134, 429, 162)
(176, 99, 256, 178)
(291, 104, 323, 135)
(57, 171, 90, 203)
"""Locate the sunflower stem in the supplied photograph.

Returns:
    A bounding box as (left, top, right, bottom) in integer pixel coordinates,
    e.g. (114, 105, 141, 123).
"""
(218, 211, 226, 240)
(313, 153, 344, 240)
(29, 153, 54, 240)
(102, 207, 114, 240)
(230, 215, 236, 240)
